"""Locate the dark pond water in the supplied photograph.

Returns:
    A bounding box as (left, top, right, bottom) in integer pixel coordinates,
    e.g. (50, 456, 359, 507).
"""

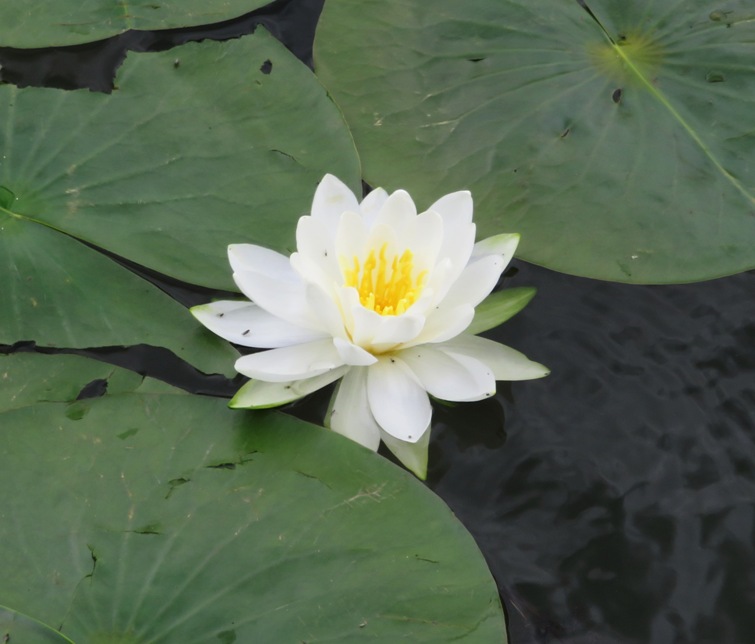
(3, 1, 753, 642)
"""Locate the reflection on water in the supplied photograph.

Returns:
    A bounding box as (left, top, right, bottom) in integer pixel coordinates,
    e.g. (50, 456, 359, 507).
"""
(428, 262, 755, 644)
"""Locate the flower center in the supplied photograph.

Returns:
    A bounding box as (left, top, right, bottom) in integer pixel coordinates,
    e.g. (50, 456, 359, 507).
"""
(343, 243, 427, 316)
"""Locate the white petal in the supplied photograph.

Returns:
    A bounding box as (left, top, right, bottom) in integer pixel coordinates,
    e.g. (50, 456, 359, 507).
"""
(294, 216, 341, 287)
(426, 191, 476, 287)
(333, 337, 378, 366)
(234, 338, 344, 382)
(335, 210, 369, 275)
(290, 252, 333, 297)
(438, 254, 505, 310)
(191, 300, 325, 348)
(326, 367, 381, 451)
(380, 425, 431, 480)
(396, 345, 495, 401)
(367, 357, 432, 443)
(373, 189, 417, 231)
(229, 366, 348, 409)
(428, 190, 473, 226)
(228, 244, 295, 280)
(405, 210, 443, 269)
(349, 304, 425, 353)
(405, 303, 474, 346)
(233, 270, 326, 333)
(305, 282, 348, 339)
(311, 174, 360, 233)
(359, 187, 388, 227)
(472, 233, 520, 275)
(439, 334, 550, 381)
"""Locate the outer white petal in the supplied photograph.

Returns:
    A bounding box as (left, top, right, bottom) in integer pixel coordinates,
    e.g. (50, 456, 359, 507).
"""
(234, 338, 345, 382)
(191, 300, 326, 348)
(404, 303, 474, 346)
(396, 345, 495, 401)
(290, 252, 332, 298)
(233, 270, 332, 334)
(380, 425, 431, 480)
(304, 282, 348, 339)
(326, 367, 381, 450)
(427, 190, 477, 284)
(437, 254, 505, 310)
(228, 244, 294, 280)
(428, 190, 473, 225)
(359, 187, 389, 227)
(311, 174, 360, 233)
(333, 337, 378, 366)
(229, 366, 348, 409)
(439, 334, 550, 381)
(472, 233, 520, 274)
(294, 216, 341, 287)
(367, 357, 432, 443)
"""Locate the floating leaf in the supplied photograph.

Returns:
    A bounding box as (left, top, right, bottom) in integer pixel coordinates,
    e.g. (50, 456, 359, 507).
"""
(0, 354, 506, 642)
(0, 32, 360, 364)
(0, 1, 270, 48)
(468, 287, 537, 336)
(314, 0, 755, 283)
(0, 215, 237, 374)
(1, 32, 360, 291)
(0, 353, 182, 413)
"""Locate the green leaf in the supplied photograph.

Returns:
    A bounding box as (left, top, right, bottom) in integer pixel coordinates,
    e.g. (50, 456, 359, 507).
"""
(467, 287, 536, 336)
(1, 32, 360, 292)
(0, 215, 237, 375)
(0, 31, 360, 367)
(0, 353, 183, 413)
(314, 0, 755, 283)
(0, 1, 270, 48)
(0, 355, 506, 642)
(0, 605, 74, 644)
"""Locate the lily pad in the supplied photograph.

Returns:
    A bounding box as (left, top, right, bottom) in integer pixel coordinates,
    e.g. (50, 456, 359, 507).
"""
(0, 213, 238, 374)
(0, 353, 182, 413)
(0, 31, 360, 361)
(1, 32, 360, 292)
(0, 1, 270, 48)
(314, 0, 755, 283)
(0, 606, 72, 644)
(0, 353, 506, 642)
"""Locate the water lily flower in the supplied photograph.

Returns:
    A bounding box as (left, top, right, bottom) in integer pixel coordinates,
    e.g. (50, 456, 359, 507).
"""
(192, 175, 548, 479)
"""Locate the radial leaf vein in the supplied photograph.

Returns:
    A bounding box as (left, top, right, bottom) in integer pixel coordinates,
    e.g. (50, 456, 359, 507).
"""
(582, 3, 755, 208)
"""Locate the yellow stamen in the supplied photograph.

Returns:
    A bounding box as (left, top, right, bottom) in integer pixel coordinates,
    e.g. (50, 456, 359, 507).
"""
(342, 242, 427, 316)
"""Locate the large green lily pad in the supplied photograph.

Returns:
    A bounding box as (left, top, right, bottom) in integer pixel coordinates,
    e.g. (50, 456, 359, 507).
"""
(0, 1, 269, 48)
(0, 31, 360, 360)
(314, 0, 755, 283)
(1, 31, 360, 291)
(0, 353, 506, 642)
(0, 211, 238, 374)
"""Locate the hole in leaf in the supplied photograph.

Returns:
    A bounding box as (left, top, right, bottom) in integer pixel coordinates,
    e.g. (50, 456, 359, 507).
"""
(260, 59, 273, 74)
(76, 378, 108, 400)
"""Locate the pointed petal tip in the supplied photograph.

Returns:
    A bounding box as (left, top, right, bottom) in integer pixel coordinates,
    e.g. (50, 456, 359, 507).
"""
(380, 425, 431, 478)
